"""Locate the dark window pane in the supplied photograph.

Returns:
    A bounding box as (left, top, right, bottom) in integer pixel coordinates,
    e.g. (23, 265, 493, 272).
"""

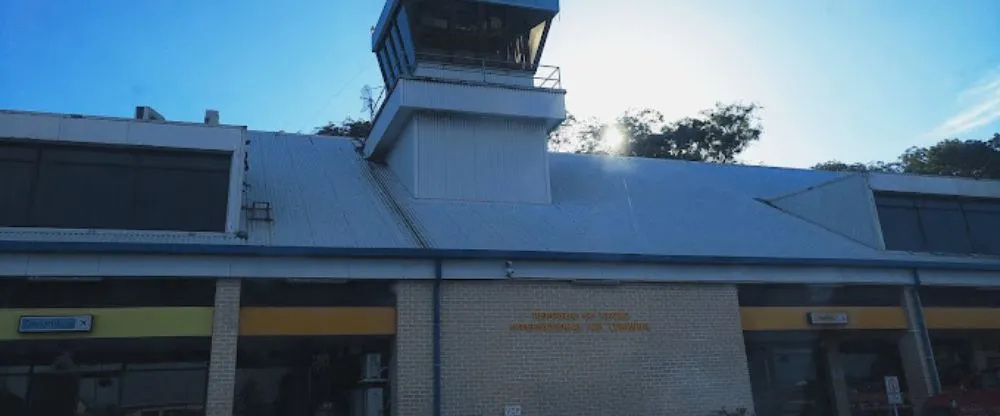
(392, 23, 410, 71)
(920, 286, 1000, 307)
(0, 279, 216, 308)
(0, 140, 231, 232)
(966, 211, 1000, 255)
(0, 143, 38, 162)
(121, 369, 207, 411)
(135, 168, 229, 232)
(917, 198, 961, 210)
(43, 147, 135, 166)
(919, 207, 972, 253)
(963, 200, 1000, 213)
(0, 160, 35, 226)
(32, 163, 135, 229)
(241, 281, 395, 307)
(874, 194, 916, 208)
(138, 151, 230, 171)
(876, 205, 925, 251)
(738, 284, 901, 307)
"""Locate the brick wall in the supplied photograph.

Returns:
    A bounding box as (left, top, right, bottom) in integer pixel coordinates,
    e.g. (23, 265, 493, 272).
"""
(394, 280, 754, 416)
(206, 279, 242, 416)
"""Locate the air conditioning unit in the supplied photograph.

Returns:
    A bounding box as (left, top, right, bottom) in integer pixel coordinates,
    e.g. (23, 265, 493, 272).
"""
(134, 106, 166, 121)
(204, 109, 220, 126)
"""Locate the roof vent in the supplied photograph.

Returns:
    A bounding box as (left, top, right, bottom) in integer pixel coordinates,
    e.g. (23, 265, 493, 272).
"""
(134, 106, 166, 121)
(204, 109, 220, 126)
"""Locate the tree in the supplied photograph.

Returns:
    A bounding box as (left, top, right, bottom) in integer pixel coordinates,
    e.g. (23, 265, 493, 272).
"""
(548, 102, 764, 163)
(811, 160, 900, 174)
(315, 118, 372, 138)
(547, 113, 607, 155)
(813, 133, 1000, 179)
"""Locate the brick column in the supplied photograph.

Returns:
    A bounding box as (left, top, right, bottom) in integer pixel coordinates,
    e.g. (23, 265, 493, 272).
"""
(391, 281, 434, 416)
(206, 279, 242, 416)
(900, 286, 939, 415)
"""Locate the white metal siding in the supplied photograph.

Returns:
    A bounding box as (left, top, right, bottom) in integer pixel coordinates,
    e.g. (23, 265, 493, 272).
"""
(869, 172, 1000, 198)
(770, 175, 885, 249)
(412, 113, 551, 204)
(385, 121, 418, 195)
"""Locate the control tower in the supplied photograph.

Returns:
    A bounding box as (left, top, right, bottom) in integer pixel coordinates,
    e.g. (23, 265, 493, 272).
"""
(363, 0, 566, 204)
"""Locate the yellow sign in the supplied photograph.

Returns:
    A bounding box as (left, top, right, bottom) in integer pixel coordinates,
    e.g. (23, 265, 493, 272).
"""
(510, 311, 650, 333)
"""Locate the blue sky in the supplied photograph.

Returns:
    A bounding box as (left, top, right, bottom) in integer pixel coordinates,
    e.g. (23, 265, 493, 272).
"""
(2, 0, 999, 168)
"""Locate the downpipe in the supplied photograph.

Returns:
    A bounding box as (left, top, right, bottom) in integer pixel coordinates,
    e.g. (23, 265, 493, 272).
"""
(433, 259, 442, 416)
(911, 269, 942, 395)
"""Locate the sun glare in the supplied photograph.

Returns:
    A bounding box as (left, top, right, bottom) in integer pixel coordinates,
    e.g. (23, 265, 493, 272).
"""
(600, 124, 627, 155)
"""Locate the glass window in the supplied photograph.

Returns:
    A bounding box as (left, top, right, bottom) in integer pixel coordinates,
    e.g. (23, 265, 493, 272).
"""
(384, 35, 403, 81)
(876, 204, 925, 251)
(407, 1, 549, 70)
(396, 6, 417, 67)
(0, 278, 216, 308)
(0, 367, 29, 416)
(121, 368, 207, 412)
(920, 286, 1000, 307)
(378, 48, 396, 85)
(240, 281, 394, 307)
(0, 145, 38, 227)
(375, 49, 392, 88)
(0, 338, 210, 416)
(33, 160, 136, 229)
(875, 192, 1000, 255)
(739, 284, 901, 307)
(0, 140, 231, 232)
(744, 333, 832, 416)
(135, 167, 229, 232)
(965, 209, 1000, 255)
(919, 206, 972, 253)
(78, 375, 121, 415)
(391, 23, 410, 73)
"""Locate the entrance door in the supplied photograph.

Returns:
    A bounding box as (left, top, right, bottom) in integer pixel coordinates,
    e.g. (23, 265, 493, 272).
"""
(770, 347, 833, 416)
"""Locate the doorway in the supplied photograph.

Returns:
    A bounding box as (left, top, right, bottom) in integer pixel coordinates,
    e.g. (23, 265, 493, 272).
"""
(234, 336, 390, 416)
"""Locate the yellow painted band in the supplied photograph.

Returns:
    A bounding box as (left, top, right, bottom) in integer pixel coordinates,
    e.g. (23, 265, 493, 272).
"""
(0, 307, 213, 340)
(924, 308, 1000, 330)
(239, 307, 396, 336)
(740, 306, 908, 331)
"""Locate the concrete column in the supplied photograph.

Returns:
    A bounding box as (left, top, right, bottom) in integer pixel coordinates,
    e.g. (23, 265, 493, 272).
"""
(900, 286, 939, 415)
(822, 336, 852, 416)
(206, 279, 242, 416)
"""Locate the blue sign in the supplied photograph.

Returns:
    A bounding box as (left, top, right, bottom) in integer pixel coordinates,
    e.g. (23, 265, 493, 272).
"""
(18, 315, 93, 333)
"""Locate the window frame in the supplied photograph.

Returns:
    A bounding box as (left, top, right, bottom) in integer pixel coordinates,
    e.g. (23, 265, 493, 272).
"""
(0, 112, 246, 238)
(1, 145, 243, 238)
(874, 191, 1000, 256)
(0, 139, 232, 233)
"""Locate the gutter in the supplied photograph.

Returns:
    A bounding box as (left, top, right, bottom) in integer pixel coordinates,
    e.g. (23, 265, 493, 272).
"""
(3, 241, 1000, 271)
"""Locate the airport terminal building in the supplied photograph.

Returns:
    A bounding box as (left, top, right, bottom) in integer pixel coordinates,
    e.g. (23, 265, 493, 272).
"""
(2, 1, 1000, 415)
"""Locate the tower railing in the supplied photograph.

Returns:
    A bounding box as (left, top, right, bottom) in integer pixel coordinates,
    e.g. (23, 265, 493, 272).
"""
(410, 52, 562, 90)
(365, 53, 563, 142)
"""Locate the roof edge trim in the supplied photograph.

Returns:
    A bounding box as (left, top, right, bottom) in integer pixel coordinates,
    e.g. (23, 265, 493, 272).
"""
(2, 241, 999, 272)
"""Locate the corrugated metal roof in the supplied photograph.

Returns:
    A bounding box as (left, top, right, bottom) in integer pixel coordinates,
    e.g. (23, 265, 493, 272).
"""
(244, 132, 417, 248)
(7, 130, 997, 268)
(244, 135, 999, 265)
(387, 153, 880, 258)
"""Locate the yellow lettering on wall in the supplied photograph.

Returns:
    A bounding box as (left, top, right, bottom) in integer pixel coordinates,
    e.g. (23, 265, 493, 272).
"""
(511, 311, 650, 333)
